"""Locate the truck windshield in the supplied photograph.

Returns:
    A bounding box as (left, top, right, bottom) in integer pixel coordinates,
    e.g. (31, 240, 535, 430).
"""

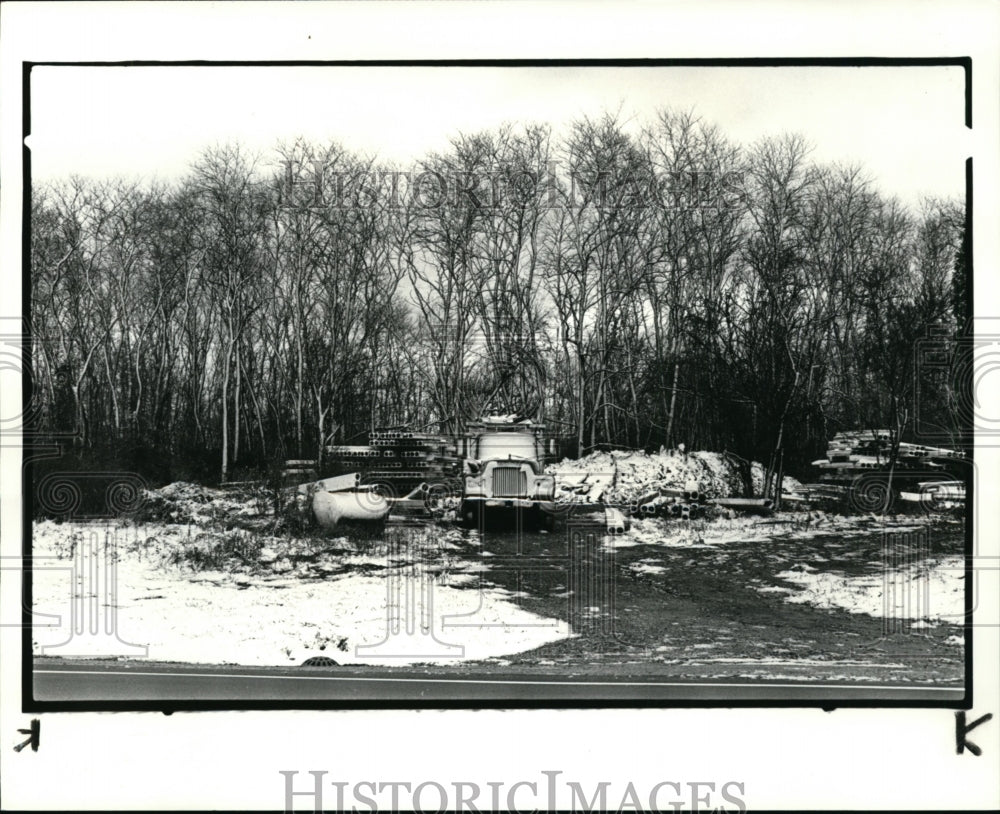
(476, 432, 537, 460)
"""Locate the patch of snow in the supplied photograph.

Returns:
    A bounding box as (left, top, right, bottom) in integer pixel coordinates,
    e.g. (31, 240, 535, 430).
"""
(611, 517, 711, 549)
(768, 555, 964, 622)
(629, 560, 668, 575)
(31, 520, 570, 667)
(696, 657, 907, 667)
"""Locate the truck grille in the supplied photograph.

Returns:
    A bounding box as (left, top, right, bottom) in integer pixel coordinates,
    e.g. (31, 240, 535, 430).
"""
(492, 467, 527, 498)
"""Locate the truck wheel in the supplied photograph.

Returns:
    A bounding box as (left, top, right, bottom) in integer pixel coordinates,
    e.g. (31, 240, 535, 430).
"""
(536, 507, 556, 532)
(461, 502, 482, 529)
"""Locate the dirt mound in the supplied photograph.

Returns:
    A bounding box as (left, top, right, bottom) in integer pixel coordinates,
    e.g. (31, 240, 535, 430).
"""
(548, 449, 800, 504)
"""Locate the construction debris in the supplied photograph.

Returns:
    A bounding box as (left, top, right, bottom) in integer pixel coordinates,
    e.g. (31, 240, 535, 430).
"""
(549, 449, 800, 507)
(604, 507, 629, 534)
(709, 497, 774, 516)
(899, 480, 966, 510)
(814, 430, 964, 474)
(808, 429, 966, 511)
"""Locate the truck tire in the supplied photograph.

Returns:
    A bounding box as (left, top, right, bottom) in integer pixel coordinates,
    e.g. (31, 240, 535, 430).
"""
(540, 508, 557, 532)
(461, 501, 483, 529)
(528, 505, 554, 532)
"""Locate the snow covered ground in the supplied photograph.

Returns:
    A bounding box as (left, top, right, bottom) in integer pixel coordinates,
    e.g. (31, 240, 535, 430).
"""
(31, 518, 570, 667)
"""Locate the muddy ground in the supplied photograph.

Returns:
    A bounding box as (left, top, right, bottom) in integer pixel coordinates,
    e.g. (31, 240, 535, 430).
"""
(461, 513, 965, 684)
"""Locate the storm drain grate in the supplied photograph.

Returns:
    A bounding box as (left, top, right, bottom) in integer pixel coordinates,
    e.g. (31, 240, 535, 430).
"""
(300, 656, 340, 667)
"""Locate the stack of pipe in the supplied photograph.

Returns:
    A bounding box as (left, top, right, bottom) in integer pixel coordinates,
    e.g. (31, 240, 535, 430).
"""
(631, 487, 706, 521)
(816, 430, 964, 470)
(323, 430, 462, 493)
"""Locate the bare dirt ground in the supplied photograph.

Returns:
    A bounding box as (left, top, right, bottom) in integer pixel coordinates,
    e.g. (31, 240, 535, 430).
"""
(470, 514, 964, 684)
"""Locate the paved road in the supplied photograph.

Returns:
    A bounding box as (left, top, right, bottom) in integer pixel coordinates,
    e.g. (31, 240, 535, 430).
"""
(32, 659, 965, 706)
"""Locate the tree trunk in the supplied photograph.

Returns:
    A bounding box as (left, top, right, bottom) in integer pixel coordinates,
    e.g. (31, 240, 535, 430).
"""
(242, 354, 267, 460)
(221, 331, 232, 484)
(575, 349, 586, 457)
(233, 338, 241, 464)
(295, 317, 304, 458)
(665, 359, 680, 447)
(103, 348, 121, 441)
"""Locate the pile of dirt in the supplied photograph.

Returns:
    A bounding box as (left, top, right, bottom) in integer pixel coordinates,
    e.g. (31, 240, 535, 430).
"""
(548, 449, 800, 505)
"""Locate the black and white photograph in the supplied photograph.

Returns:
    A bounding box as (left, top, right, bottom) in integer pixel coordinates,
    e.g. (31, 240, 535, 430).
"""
(2, 2, 999, 811)
(22, 59, 973, 702)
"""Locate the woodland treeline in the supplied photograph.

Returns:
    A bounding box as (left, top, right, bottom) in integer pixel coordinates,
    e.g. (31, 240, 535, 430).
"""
(30, 111, 967, 484)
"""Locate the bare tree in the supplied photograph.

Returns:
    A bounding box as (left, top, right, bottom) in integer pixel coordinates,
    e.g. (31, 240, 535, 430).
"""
(465, 124, 553, 419)
(189, 144, 270, 482)
(401, 136, 491, 434)
(544, 114, 650, 454)
(29, 120, 966, 484)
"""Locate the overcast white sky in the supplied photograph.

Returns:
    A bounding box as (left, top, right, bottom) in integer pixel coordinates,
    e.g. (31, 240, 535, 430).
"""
(29, 64, 967, 205)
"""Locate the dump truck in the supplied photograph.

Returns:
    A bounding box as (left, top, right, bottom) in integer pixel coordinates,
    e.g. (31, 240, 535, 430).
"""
(459, 419, 557, 529)
(295, 419, 575, 530)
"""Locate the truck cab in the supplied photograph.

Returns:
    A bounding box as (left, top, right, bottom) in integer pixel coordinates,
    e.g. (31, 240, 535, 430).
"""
(460, 421, 556, 529)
